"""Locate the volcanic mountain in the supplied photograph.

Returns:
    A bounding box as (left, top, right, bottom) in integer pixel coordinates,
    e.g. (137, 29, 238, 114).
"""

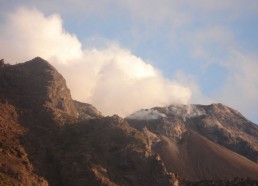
(0, 57, 258, 186)
(126, 105, 258, 181)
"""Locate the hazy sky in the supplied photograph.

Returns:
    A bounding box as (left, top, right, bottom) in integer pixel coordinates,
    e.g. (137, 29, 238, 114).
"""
(0, 1, 258, 122)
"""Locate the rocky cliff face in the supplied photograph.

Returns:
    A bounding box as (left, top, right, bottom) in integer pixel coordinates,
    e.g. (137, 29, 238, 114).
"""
(0, 58, 176, 186)
(0, 57, 258, 186)
(0, 57, 78, 124)
(0, 57, 101, 124)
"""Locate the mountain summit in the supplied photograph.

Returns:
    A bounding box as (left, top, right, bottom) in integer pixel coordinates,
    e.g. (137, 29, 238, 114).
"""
(0, 57, 258, 185)
(0, 57, 100, 124)
(126, 104, 258, 181)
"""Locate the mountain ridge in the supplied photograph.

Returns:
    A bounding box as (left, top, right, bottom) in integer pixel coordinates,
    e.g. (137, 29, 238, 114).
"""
(0, 57, 258, 185)
(126, 104, 258, 181)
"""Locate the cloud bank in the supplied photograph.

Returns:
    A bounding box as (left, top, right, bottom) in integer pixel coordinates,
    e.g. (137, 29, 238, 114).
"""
(0, 7, 191, 116)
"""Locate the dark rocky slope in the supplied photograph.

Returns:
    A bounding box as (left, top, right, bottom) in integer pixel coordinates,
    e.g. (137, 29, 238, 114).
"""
(0, 101, 48, 185)
(0, 58, 174, 186)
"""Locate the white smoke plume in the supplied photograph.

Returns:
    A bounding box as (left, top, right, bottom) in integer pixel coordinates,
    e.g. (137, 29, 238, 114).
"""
(126, 109, 167, 120)
(165, 105, 206, 121)
(0, 7, 192, 116)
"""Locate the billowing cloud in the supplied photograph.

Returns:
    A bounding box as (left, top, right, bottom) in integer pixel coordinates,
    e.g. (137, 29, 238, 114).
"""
(0, 7, 192, 116)
(0, 7, 82, 64)
(1, 5, 257, 122)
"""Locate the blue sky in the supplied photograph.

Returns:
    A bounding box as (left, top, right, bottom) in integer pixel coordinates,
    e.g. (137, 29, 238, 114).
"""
(0, 0, 258, 122)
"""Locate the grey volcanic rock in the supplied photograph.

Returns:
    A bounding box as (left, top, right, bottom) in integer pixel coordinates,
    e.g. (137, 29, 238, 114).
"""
(74, 100, 102, 119)
(126, 104, 258, 181)
(188, 104, 258, 163)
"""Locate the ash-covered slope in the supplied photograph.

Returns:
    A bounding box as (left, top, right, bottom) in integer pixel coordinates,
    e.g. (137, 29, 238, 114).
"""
(0, 58, 175, 186)
(126, 104, 258, 181)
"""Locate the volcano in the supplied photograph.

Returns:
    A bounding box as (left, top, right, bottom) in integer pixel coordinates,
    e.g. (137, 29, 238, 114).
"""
(0, 57, 258, 186)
